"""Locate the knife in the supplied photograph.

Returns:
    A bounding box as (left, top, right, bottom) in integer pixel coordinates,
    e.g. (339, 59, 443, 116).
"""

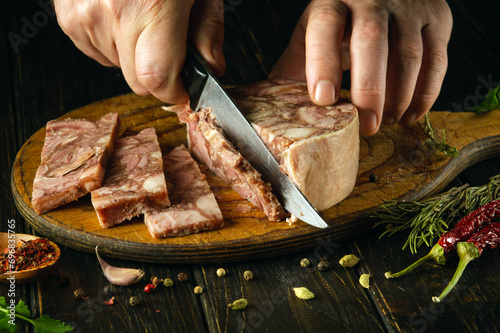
(183, 46, 328, 229)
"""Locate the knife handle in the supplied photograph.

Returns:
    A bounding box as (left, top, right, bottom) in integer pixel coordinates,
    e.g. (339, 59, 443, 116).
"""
(183, 44, 212, 110)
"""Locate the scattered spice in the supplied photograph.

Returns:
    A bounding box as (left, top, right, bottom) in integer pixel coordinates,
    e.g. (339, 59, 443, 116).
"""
(104, 296, 115, 305)
(144, 283, 156, 293)
(243, 270, 253, 281)
(293, 287, 315, 300)
(369, 173, 377, 183)
(228, 298, 248, 310)
(129, 296, 140, 306)
(150, 276, 163, 286)
(423, 112, 459, 157)
(163, 278, 174, 287)
(177, 272, 188, 282)
(317, 261, 328, 271)
(103, 284, 116, 296)
(359, 274, 370, 289)
(339, 254, 361, 268)
(300, 258, 310, 267)
(73, 289, 85, 299)
(0, 239, 57, 273)
(216, 268, 226, 277)
(194, 286, 203, 294)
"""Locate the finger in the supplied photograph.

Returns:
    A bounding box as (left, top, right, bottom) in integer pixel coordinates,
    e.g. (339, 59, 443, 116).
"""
(383, 17, 423, 124)
(305, 0, 348, 106)
(401, 14, 452, 125)
(135, 2, 192, 103)
(73, 38, 116, 67)
(349, 4, 390, 136)
(189, 0, 226, 76)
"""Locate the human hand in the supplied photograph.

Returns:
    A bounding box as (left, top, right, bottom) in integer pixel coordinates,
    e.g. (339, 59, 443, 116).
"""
(270, 0, 453, 136)
(54, 0, 225, 104)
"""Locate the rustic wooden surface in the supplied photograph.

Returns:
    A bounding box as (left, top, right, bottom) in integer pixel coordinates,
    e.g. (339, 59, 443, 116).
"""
(2, 0, 500, 332)
(10, 93, 500, 263)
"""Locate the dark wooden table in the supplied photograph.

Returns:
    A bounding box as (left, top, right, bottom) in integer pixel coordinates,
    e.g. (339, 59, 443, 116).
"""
(2, 1, 500, 332)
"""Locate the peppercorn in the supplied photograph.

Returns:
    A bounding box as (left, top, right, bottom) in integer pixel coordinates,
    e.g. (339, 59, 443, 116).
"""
(150, 276, 163, 286)
(144, 283, 156, 293)
(317, 261, 328, 271)
(300, 258, 310, 267)
(243, 270, 253, 281)
(194, 286, 203, 294)
(369, 173, 377, 182)
(73, 289, 85, 299)
(216, 268, 226, 277)
(129, 296, 140, 306)
(103, 284, 116, 297)
(163, 278, 174, 287)
(177, 272, 188, 282)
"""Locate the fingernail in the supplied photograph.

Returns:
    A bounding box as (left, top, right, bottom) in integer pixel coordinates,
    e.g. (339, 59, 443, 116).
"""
(359, 112, 378, 135)
(314, 80, 336, 105)
(401, 112, 417, 125)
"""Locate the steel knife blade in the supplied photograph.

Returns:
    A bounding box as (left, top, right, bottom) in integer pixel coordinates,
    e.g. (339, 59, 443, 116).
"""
(183, 46, 328, 229)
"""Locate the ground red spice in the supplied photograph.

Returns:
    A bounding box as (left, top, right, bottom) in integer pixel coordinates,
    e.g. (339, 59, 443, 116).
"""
(0, 239, 57, 273)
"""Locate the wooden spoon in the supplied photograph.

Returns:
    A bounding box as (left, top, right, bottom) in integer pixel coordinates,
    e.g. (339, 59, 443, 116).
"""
(0, 233, 61, 283)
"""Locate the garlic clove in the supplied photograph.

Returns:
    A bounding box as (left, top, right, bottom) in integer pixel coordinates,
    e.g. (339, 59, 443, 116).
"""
(95, 246, 145, 286)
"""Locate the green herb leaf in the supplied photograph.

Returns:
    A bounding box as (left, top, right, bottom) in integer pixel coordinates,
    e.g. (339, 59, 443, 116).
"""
(14, 300, 31, 318)
(32, 315, 73, 333)
(467, 85, 500, 114)
(423, 113, 459, 157)
(0, 297, 73, 333)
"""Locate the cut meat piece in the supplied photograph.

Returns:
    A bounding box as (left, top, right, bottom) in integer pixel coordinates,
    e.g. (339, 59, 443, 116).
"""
(32, 113, 120, 214)
(163, 104, 287, 222)
(91, 127, 169, 228)
(229, 79, 359, 211)
(144, 145, 224, 238)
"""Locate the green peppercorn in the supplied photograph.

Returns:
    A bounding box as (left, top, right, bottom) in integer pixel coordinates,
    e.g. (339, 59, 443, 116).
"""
(129, 296, 140, 306)
(243, 270, 253, 281)
(317, 261, 328, 271)
(103, 284, 116, 296)
(163, 278, 174, 287)
(369, 173, 377, 182)
(300, 258, 310, 267)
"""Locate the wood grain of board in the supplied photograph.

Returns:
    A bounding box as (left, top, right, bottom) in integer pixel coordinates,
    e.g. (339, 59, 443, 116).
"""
(10, 93, 500, 263)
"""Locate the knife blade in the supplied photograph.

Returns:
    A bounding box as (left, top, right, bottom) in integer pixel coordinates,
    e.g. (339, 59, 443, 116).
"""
(183, 46, 328, 229)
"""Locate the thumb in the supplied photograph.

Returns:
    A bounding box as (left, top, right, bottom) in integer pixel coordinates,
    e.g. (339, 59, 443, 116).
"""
(189, 0, 226, 76)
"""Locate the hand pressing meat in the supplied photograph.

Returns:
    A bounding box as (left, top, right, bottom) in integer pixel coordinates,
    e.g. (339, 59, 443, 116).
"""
(53, 0, 225, 104)
(54, 0, 452, 136)
(270, 0, 453, 136)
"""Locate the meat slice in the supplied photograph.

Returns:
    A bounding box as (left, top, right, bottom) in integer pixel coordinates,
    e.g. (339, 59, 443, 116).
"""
(229, 79, 359, 211)
(163, 104, 287, 222)
(91, 127, 169, 228)
(144, 145, 224, 238)
(32, 113, 120, 214)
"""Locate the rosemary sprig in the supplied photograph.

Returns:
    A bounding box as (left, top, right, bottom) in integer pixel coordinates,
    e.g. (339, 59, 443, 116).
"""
(423, 113, 459, 157)
(373, 175, 500, 254)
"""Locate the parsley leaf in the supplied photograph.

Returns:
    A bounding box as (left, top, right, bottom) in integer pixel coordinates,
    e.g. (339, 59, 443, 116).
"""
(0, 296, 73, 333)
(468, 85, 500, 113)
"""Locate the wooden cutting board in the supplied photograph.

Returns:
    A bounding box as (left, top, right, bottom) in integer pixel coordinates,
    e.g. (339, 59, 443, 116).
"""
(11, 93, 500, 263)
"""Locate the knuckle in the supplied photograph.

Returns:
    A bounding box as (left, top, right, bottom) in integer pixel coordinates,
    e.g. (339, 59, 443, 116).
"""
(357, 20, 387, 40)
(309, 6, 346, 27)
(136, 68, 169, 92)
(399, 42, 423, 62)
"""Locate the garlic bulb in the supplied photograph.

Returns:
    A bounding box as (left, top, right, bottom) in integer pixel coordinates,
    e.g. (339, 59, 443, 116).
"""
(95, 246, 144, 286)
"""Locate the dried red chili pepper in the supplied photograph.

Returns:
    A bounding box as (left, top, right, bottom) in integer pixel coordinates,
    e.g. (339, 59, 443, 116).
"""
(385, 198, 500, 279)
(0, 239, 57, 273)
(433, 222, 500, 303)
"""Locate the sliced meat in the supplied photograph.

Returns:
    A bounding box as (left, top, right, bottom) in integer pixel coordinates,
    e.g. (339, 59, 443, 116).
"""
(91, 127, 169, 228)
(144, 145, 224, 238)
(32, 113, 120, 214)
(229, 79, 359, 210)
(163, 104, 287, 222)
